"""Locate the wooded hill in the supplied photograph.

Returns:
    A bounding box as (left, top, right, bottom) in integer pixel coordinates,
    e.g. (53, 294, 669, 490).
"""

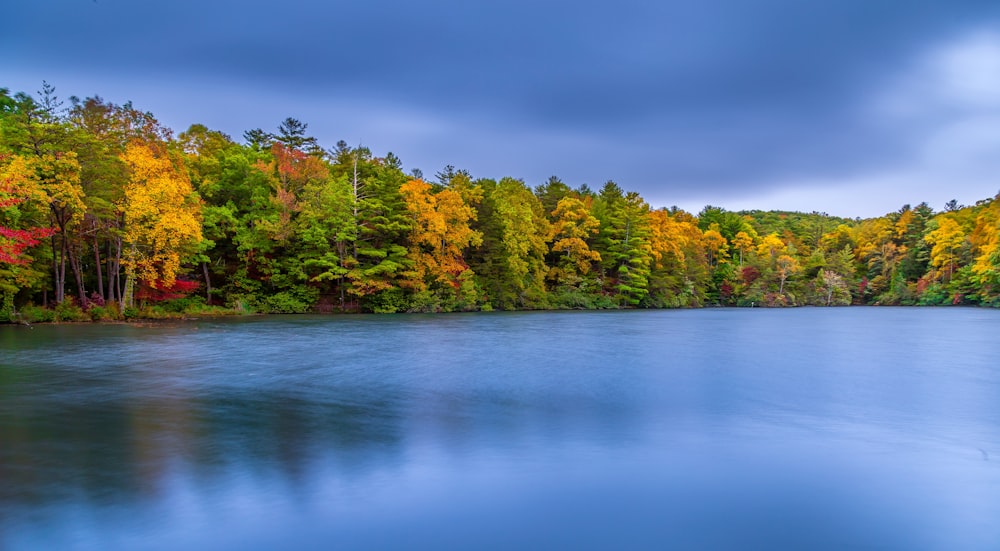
(3, 84, 999, 320)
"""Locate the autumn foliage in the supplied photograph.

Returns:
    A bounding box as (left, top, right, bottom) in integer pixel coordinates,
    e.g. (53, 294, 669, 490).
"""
(120, 141, 203, 293)
(136, 279, 201, 302)
(4, 83, 1000, 319)
(1, 155, 56, 265)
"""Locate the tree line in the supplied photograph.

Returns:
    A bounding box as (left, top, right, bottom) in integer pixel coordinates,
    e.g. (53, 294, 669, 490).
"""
(2, 83, 1000, 320)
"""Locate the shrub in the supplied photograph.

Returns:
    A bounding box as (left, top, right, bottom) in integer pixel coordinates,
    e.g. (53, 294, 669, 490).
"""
(365, 288, 407, 314)
(88, 305, 115, 321)
(551, 289, 600, 310)
(226, 295, 256, 314)
(1, 292, 14, 323)
(263, 291, 313, 314)
(20, 304, 55, 323)
(406, 290, 440, 313)
(156, 295, 205, 314)
(103, 301, 122, 320)
(54, 299, 90, 322)
(917, 282, 950, 306)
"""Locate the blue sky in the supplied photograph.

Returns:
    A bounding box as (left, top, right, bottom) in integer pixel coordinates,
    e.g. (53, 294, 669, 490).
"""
(4, 0, 1000, 218)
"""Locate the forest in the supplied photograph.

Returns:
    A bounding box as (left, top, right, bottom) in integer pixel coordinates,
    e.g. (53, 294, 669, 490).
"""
(2, 83, 1000, 321)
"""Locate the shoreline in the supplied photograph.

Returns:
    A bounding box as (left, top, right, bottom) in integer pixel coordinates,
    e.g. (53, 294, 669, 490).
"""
(5, 302, 995, 327)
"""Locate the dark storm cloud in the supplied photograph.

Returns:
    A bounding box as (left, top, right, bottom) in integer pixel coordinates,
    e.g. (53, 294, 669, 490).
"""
(4, 0, 1000, 215)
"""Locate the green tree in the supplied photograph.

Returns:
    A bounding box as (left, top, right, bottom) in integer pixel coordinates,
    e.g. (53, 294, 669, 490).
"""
(469, 177, 550, 309)
(329, 144, 412, 311)
(276, 117, 321, 154)
(593, 182, 652, 306)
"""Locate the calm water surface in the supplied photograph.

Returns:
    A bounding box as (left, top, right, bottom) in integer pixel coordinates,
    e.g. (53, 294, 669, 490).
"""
(1, 308, 999, 549)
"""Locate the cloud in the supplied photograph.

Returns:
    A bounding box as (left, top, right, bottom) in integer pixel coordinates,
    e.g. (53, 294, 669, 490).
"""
(3, 1, 1000, 217)
(720, 29, 1000, 218)
(867, 29, 1000, 212)
(878, 30, 1000, 116)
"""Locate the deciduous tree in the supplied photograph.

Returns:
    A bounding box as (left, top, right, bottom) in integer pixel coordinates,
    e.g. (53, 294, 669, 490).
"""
(400, 179, 482, 309)
(547, 195, 601, 287)
(925, 216, 965, 281)
(120, 141, 203, 306)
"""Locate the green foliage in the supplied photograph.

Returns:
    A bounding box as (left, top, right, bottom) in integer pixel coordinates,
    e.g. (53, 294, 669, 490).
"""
(917, 282, 951, 306)
(1, 291, 13, 322)
(592, 183, 653, 306)
(19, 304, 55, 323)
(697, 206, 754, 242)
(8, 82, 1000, 318)
(367, 287, 408, 314)
(469, 177, 550, 310)
(53, 298, 89, 322)
(87, 305, 115, 321)
(261, 288, 319, 314)
(153, 295, 206, 314)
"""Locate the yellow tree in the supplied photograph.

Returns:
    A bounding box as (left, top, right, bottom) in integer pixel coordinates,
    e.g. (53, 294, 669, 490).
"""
(756, 233, 787, 262)
(970, 199, 1000, 297)
(0, 153, 85, 303)
(702, 226, 729, 267)
(822, 222, 851, 246)
(924, 216, 965, 281)
(894, 209, 915, 240)
(548, 195, 601, 286)
(1, 155, 57, 315)
(33, 152, 85, 304)
(400, 179, 482, 305)
(731, 230, 755, 267)
(854, 217, 902, 284)
(648, 209, 702, 269)
(120, 141, 203, 306)
(647, 208, 709, 305)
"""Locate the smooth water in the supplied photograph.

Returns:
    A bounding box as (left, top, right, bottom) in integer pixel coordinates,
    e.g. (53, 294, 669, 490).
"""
(1, 308, 999, 550)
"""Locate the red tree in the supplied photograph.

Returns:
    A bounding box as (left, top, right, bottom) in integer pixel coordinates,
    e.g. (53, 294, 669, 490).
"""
(1, 171, 56, 266)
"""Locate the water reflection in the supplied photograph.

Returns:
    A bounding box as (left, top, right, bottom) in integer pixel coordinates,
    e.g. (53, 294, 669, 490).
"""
(1, 309, 999, 549)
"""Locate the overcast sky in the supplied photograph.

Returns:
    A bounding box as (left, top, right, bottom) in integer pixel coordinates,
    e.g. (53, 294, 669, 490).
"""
(4, 0, 1000, 218)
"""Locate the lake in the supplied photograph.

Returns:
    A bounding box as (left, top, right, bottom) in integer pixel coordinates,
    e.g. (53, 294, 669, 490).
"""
(1, 308, 999, 549)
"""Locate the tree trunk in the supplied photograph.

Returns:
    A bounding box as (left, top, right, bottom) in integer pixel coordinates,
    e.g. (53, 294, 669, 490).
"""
(114, 237, 124, 304)
(122, 240, 136, 309)
(69, 241, 87, 306)
(108, 235, 123, 305)
(352, 153, 360, 262)
(50, 234, 63, 304)
(106, 240, 115, 303)
(123, 272, 135, 308)
(93, 233, 105, 302)
(202, 261, 212, 304)
(58, 234, 67, 303)
(49, 204, 72, 304)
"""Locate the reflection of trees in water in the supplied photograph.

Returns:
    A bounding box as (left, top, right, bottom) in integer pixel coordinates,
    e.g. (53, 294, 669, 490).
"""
(0, 392, 407, 509)
(193, 392, 407, 480)
(0, 382, 644, 511)
(402, 388, 642, 456)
